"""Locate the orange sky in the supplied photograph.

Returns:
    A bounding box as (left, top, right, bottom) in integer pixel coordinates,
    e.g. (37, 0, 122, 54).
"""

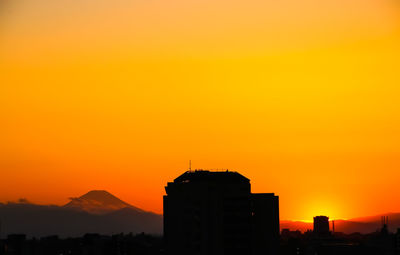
(1, 0, 400, 221)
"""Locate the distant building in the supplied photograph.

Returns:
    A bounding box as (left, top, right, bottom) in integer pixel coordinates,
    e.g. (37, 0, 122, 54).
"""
(163, 170, 279, 255)
(313, 216, 330, 236)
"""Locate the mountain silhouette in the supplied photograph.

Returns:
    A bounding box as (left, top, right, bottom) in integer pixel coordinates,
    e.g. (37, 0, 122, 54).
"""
(0, 191, 162, 238)
(64, 190, 144, 214)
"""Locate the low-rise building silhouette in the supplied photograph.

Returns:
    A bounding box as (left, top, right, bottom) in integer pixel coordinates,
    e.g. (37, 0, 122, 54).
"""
(163, 170, 279, 255)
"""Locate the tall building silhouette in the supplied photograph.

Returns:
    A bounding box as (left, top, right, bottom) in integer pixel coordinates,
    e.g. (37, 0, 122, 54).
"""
(163, 170, 279, 255)
(313, 216, 330, 236)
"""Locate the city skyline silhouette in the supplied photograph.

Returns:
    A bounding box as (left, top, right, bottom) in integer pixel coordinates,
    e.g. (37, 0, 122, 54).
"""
(1, 170, 400, 255)
(1, 170, 400, 239)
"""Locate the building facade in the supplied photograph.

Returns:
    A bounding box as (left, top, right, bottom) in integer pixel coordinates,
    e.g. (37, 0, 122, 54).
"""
(163, 170, 279, 255)
(313, 216, 330, 237)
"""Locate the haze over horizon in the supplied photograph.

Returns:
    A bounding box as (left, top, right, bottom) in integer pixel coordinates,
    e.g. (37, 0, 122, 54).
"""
(1, 0, 400, 222)
(2, 188, 399, 225)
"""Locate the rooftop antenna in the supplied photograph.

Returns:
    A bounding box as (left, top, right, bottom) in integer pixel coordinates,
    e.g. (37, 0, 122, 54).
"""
(382, 216, 389, 227)
(189, 160, 191, 171)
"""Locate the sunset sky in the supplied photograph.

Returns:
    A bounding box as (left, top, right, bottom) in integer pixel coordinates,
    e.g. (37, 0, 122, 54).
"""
(1, 0, 400, 221)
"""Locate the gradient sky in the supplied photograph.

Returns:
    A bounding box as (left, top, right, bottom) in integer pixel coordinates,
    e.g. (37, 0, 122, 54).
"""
(1, 0, 400, 221)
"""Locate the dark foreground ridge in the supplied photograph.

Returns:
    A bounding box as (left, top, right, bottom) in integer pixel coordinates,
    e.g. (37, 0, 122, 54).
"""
(0, 233, 163, 255)
(2, 229, 400, 255)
